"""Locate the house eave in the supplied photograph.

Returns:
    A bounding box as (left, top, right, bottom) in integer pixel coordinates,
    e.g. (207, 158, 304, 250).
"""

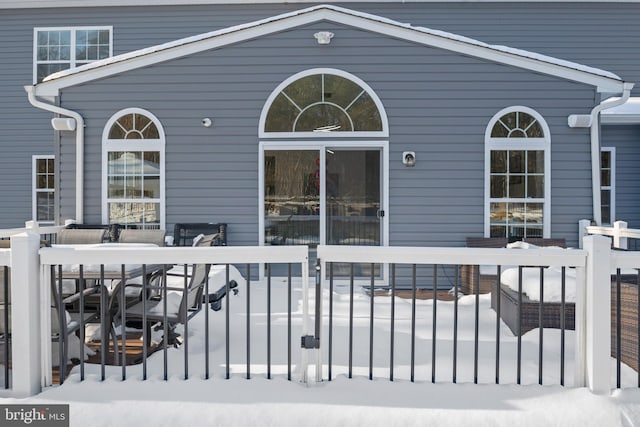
(4, 0, 640, 8)
(32, 4, 626, 97)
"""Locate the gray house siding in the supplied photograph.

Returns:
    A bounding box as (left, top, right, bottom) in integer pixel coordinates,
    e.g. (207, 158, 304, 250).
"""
(1, 2, 637, 234)
(56, 22, 597, 248)
(602, 125, 640, 229)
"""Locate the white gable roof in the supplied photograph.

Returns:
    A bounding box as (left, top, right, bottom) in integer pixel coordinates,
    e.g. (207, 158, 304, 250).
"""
(33, 4, 627, 96)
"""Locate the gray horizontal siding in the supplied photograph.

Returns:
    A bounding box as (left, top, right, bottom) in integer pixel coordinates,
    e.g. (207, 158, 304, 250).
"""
(56, 21, 597, 248)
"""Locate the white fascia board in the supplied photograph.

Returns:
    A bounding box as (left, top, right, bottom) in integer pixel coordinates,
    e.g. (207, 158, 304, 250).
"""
(323, 10, 624, 93)
(34, 9, 326, 97)
(601, 97, 640, 124)
(601, 114, 640, 124)
(33, 5, 625, 97)
(4, 0, 640, 8)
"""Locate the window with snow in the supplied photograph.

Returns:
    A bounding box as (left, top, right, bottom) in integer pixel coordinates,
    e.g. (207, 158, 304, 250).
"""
(103, 109, 164, 230)
(485, 107, 550, 239)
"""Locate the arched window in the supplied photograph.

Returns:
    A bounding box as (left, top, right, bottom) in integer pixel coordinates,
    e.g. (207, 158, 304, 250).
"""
(102, 108, 165, 229)
(485, 107, 550, 239)
(260, 69, 387, 136)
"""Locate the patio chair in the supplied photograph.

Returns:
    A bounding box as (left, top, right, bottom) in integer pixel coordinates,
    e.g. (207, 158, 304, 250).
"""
(117, 229, 166, 246)
(110, 233, 219, 349)
(0, 240, 97, 372)
(56, 228, 108, 245)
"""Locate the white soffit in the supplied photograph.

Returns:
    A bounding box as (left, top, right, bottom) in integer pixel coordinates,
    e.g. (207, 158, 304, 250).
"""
(33, 4, 626, 96)
(601, 97, 640, 124)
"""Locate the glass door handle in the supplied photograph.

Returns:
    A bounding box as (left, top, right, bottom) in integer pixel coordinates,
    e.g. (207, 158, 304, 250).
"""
(376, 209, 385, 218)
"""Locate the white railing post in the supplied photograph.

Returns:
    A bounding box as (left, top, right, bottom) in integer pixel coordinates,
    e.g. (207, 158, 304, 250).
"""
(582, 234, 612, 394)
(613, 220, 628, 250)
(578, 219, 591, 249)
(10, 231, 42, 397)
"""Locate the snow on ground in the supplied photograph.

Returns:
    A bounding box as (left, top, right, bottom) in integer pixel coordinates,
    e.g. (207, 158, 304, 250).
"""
(2, 269, 640, 427)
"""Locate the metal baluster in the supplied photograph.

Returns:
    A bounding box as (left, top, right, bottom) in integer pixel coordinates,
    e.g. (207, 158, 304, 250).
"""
(314, 260, 322, 380)
(560, 266, 565, 386)
(369, 263, 374, 381)
(204, 264, 209, 380)
(496, 265, 501, 384)
(453, 265, 458, 384)
(226, 264, 230, 379)
(79, 265, 85, 381)
(329, 262, 334, 381)
(246, 264, 251, 380)
(287, 263, 292, 381)
(616, 268, 621, 389)
(539, 266, 544, 385)
(142, 265, 149, 380)
(267, 263, 271, 380)
(162, 265, 168, 381)
(2, 266, 8, 389)
(57, 265, 65, 385)
(120, 264, 127, 380)
(432, 264, 437, 384)
(390, 263, 395, 382)
(411, 264, 416, 383)
(349, 263, 354, 379)
(184, 264, 189, 380)
(100, 265, 106, 381)
(474, 265, 480, 384)
(517, 266, 523, 385)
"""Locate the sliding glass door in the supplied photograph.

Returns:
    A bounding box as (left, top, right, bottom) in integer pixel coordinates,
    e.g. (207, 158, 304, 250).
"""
(263, 147, 383, 277)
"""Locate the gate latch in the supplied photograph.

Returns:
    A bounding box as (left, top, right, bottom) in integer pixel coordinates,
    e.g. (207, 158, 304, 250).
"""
(301, 335, 319, 349)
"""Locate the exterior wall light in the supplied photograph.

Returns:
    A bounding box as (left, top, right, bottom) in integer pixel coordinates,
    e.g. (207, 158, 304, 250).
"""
(402, 151, 416, 167)
(51, 117, 76, 131)
(314, 31, 334, 45)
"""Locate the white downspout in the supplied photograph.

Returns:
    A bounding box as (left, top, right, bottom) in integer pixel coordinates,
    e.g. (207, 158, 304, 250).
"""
(25, 85, 84, 224)
(569, 82, 634, 225)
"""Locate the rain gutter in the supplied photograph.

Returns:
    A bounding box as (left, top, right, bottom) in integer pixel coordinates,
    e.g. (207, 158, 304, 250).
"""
(25, 85, 84, 224)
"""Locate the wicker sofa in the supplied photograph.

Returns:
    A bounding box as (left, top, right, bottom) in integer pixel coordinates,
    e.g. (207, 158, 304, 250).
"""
(490, 280, 575, 335)
(460, 237, 567, 295)
(611, 278, 639, 372)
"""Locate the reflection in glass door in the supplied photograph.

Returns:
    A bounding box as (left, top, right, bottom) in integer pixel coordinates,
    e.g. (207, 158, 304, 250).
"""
(326, 150, 381, 246)
(263, 148, 383, 278)
(326, 149, 381, 277)
(264, 150, 320, 247)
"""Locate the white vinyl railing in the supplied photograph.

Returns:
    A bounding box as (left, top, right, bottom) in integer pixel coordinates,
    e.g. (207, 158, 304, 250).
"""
(0, 221, 637, 397)
(579, 219, 640, 250)
(0, 221, 65, 240)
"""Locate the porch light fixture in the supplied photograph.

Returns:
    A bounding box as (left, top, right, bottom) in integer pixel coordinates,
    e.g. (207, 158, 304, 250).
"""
(314, 31, 334, 45)
(402, 151, 416, 167)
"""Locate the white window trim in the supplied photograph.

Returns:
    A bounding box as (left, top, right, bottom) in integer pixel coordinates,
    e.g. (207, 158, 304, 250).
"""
(101, 107, 166, 229)
(259, 68, 389, 138)
(601, 147, 616, 225)
(32, 154, 55, 225)
(33, 26, 113, 84)
(484, 106, 552, 238)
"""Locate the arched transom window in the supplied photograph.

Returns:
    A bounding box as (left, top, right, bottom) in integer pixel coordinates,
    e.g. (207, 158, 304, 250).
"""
(262, 70, 386, 135)
(485, 107, 550, 239)
(102, 108, 165, 229)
